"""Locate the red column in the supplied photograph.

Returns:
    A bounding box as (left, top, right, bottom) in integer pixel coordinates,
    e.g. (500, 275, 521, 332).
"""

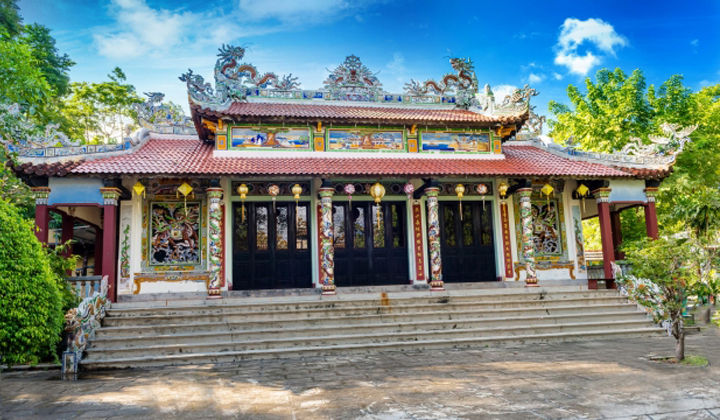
(610, 210, 624, 260)
(31, 187, 51, 244)
(594, 188, 615, 281)
(94, 227, 103, 276)
(100, 188, 121, 302)
(644, 188, 659, 240)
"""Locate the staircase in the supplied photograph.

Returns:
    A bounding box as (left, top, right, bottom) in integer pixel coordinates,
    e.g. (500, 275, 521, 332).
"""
(81, 287, 662, 370)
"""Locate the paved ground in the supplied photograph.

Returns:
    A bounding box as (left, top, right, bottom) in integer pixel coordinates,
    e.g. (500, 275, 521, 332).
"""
(2, 328, 720, 420)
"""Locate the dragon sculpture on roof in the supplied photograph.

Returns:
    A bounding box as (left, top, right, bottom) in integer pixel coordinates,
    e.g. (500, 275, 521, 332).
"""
(404, 57, 478, 96)
(180, 44, 301, 107)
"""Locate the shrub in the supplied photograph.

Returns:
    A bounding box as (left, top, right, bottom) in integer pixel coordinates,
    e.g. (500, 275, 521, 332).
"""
(0, 199, 64, 366)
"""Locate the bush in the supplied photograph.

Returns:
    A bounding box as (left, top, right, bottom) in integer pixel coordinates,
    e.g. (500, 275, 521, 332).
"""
(0, 199, 65, 366)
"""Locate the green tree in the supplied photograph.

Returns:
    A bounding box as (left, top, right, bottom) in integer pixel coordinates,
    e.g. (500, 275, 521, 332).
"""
(0, 33, 54, 113)
(0, 200, 65, 366)
(63, 67, 141, 144)
(619, 237, 695, 361)
(0, 0, 22, 38)
(19, 24, 74, 97)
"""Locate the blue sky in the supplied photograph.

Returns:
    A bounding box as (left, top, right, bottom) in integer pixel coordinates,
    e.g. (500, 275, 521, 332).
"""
(17, 0, 720, 117)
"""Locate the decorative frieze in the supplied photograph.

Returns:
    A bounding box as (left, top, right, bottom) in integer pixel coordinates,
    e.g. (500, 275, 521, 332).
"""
(31, 186, 51, 206)
(100, 187, 121, 206)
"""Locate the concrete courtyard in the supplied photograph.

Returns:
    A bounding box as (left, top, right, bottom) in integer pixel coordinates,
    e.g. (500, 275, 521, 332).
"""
(2, 328, 719, 420)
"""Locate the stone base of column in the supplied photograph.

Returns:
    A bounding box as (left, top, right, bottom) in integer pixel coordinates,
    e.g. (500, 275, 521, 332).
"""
(430, 280, 445, 292)
(525, 277, 539, 287)
(321, 285, 336, 295)
(206, 287, 223, 299)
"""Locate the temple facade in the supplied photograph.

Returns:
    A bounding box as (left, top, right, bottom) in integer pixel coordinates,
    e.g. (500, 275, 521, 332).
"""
(9, 46, 692, 302)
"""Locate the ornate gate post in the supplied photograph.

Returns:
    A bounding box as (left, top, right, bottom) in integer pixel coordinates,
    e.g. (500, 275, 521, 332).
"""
(319, 187, 336, 295)
(518, 188, 538, 287)
(207, 186, 223, 299)
(31, 186, 51, 244)
(426, 187, 444, 291)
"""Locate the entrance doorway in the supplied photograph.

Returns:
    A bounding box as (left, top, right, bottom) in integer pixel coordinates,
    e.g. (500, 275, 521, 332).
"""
(438, 201, 496, 282)
(333, 201, 408, 286)
(232, 202, 312, 290)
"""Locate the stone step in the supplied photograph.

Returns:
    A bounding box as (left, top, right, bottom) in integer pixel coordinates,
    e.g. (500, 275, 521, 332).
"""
(80, 327, 663, 369)
(91, 311, 648, 349)
(102, 296, 630, 327)
(99, 302, 639, 334)
(107, 289, 618, 316)
(85, 319, 652, 360)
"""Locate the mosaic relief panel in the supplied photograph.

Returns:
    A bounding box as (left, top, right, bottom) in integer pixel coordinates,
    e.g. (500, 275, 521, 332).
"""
(149, 202, 202, 266)
(572, 206, 586, 273)
(327, 130, 404, 151)
(514, 196, 569, 263)
(421, 131, 491, 153)
(230, 127, 311, 150)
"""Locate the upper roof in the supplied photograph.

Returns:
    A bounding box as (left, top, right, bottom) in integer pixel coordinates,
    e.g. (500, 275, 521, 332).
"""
(66, 138, 631, 178)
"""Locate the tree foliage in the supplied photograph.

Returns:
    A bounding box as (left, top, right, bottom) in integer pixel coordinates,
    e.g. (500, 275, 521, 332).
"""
(549, 69, 720, 240)
(0, 0, 22, 38)
(619, 238, 695, 361)
(0, 199, 65, 366)
(62, 67, 142, 144)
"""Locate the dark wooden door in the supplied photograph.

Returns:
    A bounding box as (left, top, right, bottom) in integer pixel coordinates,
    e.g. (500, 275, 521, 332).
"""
(232, 202, 312, 290)
(439, 201, 496, 282)
(333, 201, 408, 286)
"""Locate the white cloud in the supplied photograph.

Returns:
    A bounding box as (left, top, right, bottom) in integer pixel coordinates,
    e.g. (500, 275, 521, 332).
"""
(386, 52, 406, 73)
(553, 72, 563, 80)
(528, 73, 545, 83)
(691, 39, 699, 46)
(553, 18, 627, 76)
(493, 85, 518, 102)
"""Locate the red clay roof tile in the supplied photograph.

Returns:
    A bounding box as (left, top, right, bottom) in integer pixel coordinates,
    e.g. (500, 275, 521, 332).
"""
(70, 139, 633, 178)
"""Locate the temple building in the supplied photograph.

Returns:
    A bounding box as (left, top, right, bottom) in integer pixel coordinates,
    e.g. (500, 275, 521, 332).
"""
(9, 45, 692, 303)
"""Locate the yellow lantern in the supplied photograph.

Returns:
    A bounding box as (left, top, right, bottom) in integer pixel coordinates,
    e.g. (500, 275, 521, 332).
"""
(237, 183, 249, 222)
(576, 183, 590, 211)
(498, 182, 509, 200)
(133, 181, 146, 198)
(291, 184, 303, 203)
(541, 183, 554, 205)
(455, 184, 466, 219)
(370, 182, 386, 229)
(176, 182, 194, 215)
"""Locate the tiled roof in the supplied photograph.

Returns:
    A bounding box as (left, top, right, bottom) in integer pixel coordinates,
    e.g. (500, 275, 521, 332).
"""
(11, 159, 84, 177)
(196, 103, 526, 125)
(70, 139, 633, 178)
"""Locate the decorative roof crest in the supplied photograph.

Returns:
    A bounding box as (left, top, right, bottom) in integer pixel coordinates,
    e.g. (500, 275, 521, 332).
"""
(536, 122, 697, 168)
(323, 55, 383, 101)
(135, 92, 196, 135)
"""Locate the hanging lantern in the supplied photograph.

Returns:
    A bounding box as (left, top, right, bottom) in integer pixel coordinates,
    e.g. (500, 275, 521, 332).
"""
(541, 183, 554, 205)
(291, 184, 303, 203)
(498, 182, 509, 200)
(403, 182, 415, 200)
(177, 182, 194, 215)
(268, 184, 280, 211)
(237, 183, 249, 222)
(133, 181, 146, 198)
(576, 183, 590, 211)
(455, 184, 466, 219)
(344, 183, 355, 203)
(369, 182, 386, 229)
(476, 183, 488, 209)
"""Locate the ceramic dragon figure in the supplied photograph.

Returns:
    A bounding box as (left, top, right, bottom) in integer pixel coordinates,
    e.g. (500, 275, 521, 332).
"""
(621, 123, 697, 160)
(404, 56, 478, 96)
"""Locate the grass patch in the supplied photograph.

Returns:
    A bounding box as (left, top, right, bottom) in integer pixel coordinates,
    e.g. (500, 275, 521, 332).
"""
(681, 356, 709, 366)
(648, 355, 709, 366)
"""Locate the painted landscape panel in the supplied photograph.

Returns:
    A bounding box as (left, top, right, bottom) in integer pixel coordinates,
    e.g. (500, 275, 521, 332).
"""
(150, 202, 201, 265)
(328, 130, 404, 151)
(421, 132, 491, 152)
(230, 128, 311, 149)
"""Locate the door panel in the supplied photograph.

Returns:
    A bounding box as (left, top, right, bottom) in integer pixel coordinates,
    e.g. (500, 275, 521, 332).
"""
(232, 202, 312, 290)
(439, 202, 496, 282)
(334, 201, 408, 287)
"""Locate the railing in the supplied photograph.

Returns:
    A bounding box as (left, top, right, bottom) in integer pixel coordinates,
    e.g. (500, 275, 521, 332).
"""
(62, 275, 109, 380)
(65, 276, 103, 300)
